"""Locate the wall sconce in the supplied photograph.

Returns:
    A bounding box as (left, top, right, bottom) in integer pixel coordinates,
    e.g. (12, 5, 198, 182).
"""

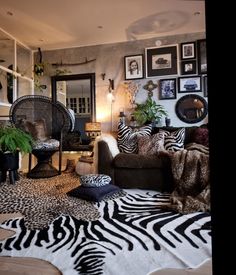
(109, 79, 114, 91)
(101, 73, 106, 80)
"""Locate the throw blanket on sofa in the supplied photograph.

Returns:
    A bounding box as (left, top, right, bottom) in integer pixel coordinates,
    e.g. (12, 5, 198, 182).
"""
(164, 143, 210, 214)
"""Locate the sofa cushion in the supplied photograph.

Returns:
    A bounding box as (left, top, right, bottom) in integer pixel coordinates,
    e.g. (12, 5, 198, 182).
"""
(80, 174, 112, 187)
(191, 127, 209, 147)
(67, 184, 121, 202)
(137, 132, 165, 155)
(160, 128, 185, 152)
(117, 122, 152, 154)
(113, 153, 164, 169)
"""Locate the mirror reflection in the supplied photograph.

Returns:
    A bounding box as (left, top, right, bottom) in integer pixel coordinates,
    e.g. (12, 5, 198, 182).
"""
(51, 73, 96, 150)
(175, 94, 208, 124)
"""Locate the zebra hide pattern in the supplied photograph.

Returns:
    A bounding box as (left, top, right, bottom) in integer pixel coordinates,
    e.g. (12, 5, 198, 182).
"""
(0, 189, 211, 275)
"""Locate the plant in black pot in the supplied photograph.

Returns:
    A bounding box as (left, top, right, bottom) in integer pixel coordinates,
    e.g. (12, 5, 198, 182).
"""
(132, 97, 168, 126)
(0, 125, 34, 184)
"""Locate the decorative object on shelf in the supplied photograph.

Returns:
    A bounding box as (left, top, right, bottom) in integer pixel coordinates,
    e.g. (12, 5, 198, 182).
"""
(143, 80, 158, 97)
(133, 97, 168, 126)
(145, 45, 178, 77)
(124, 54, 144, 80)
(165, 117, 171, 127)
(129, 114, 138, 127)
(85, 122, 101, 143)
(118, 109, 126, 124)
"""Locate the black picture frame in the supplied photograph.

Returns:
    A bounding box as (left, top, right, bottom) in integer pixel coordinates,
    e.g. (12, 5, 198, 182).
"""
(181, 60, 197, 75)
(197, 39, 207, 74)
(124, 54, 144, 80)
(180, 42, 196, 60)
(159, 78, 176, 100)
(203, 75, 208, 97)
(145, 45, 178, 77)
(178, 76, 201, 93)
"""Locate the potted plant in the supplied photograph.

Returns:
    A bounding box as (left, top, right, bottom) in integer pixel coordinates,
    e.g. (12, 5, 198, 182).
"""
(132, 97, 168, 126)
(0, 125, 34, 183)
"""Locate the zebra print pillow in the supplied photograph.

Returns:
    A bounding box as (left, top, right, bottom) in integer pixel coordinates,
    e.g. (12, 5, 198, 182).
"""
(80, 174, 111, 187)
(160, 128, 185, 152)
(117, 122, 152, 154)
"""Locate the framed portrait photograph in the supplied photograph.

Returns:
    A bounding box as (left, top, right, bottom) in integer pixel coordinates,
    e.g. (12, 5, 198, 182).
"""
(178, 76, 201, 93)
(124, 54, 144, 80)
(181, 60, 197, 75)
(203, 75, 208, 97)
(159, 78, 176, 100)
(180, 42, 196, 60)
(145, 45, 178, 78)
(197, 39, 207, 74)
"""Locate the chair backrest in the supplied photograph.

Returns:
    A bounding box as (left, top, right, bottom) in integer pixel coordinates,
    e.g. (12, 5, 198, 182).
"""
(9, 95, 73, 140)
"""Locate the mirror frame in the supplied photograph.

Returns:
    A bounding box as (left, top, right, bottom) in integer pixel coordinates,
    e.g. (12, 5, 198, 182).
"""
(51, 73, 96, 121)
(175, 94, 208, 124)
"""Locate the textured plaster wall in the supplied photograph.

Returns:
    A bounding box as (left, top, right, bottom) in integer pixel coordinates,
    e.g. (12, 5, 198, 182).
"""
(37, 32, 207, 133)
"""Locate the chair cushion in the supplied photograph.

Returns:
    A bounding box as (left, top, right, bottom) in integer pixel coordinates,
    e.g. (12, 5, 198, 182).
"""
(80, 174, 112, 187)
(22, 119, 48, 141)
(33, 139, 60, 150)
(67, 184, 121, 202)
(117, 122, 152, 154)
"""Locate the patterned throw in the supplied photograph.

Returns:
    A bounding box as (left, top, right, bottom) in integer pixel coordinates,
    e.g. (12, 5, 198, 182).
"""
(0, 177, 211, 275)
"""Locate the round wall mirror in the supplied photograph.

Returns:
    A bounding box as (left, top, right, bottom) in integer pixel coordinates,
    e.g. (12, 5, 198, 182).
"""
(175, 94, 208, 124)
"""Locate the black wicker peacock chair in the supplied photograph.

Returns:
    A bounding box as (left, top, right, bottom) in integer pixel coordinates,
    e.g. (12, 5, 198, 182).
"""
(9, 95, 74, 178)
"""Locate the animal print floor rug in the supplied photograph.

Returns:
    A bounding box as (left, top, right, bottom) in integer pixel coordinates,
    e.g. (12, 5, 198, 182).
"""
(0, 175, 212, 275)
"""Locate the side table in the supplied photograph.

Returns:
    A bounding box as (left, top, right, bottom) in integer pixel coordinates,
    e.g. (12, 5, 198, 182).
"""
(75, 156, 94, 175)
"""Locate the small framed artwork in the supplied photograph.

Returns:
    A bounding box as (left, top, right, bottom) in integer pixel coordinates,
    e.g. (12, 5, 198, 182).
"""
(159, 78, 176, 100)
(124, 54, 144, 80)
(180, 42, 196, 60)
(181, 60, 197, 75)
(197, 39, 207, 74)
(203, 75, 208, 97)
(178, 76, 201, 93)
(145, 45, 178, 77)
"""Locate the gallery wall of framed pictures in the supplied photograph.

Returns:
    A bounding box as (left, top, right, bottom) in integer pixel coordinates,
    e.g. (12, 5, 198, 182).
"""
(123, 38, 207, 102)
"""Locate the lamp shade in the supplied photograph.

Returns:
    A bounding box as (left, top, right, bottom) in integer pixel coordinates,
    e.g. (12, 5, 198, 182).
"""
(85, 122, 101, 138)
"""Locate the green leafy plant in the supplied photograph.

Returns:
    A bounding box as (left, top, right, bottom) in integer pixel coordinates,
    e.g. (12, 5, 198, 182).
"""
(0, 125, 34, 154)
(133, 97, 168, 125)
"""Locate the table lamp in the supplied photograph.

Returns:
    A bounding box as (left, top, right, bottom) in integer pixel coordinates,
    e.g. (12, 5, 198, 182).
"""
(85, 122, 101, 144)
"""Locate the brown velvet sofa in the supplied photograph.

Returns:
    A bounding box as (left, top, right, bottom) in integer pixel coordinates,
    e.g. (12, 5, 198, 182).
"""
(96, 125, 208, 192)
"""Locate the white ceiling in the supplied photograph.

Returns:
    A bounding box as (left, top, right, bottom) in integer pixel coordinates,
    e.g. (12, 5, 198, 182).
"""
(0, 0, 205, 51)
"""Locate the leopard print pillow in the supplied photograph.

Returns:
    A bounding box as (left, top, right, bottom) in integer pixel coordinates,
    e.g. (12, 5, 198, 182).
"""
(137, 132, 165, 155)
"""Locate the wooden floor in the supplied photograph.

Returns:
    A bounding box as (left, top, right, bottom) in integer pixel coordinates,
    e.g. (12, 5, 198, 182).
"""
(0, 213, 61, 275)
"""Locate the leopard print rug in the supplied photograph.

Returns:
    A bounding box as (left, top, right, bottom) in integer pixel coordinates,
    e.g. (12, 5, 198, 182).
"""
(0, 173, 102, 230)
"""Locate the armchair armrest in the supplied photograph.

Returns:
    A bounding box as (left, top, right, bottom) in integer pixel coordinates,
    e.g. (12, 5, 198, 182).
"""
(93, 134, 120, 180)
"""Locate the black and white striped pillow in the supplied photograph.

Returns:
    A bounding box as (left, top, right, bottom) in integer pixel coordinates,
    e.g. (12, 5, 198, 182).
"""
(160, 128, 185, 152)
(117, 122, 152, 154)
(80, 174, 111, 187)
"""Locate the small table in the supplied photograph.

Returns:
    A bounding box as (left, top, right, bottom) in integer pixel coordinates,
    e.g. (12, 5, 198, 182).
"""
(75, 156, 94, 175)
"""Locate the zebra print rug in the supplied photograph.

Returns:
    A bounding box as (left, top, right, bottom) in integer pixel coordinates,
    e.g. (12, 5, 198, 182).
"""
(0, 189, 211, 275)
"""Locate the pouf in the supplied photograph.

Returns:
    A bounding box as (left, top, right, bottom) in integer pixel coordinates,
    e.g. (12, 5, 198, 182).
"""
(75, 158, 94, 175)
